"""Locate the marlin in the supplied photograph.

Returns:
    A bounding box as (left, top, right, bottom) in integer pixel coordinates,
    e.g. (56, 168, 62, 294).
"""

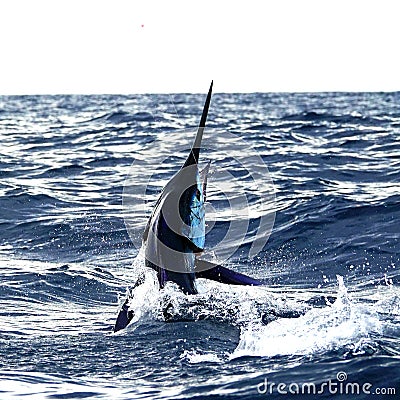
(114, 81, 263, 332)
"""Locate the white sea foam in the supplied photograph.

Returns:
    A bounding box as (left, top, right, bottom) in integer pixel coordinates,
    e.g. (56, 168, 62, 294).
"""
(180, 349, 223, 364)
(230, 276, 383, 358)
(122, 256, 394, 360)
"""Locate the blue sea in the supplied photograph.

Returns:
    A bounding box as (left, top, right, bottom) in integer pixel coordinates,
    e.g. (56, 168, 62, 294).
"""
(0, 92, 399, 399)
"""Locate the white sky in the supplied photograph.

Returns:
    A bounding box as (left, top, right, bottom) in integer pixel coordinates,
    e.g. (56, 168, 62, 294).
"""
(0, 0, 399, 94)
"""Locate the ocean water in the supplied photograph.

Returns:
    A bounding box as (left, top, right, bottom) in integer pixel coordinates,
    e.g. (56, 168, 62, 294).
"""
(0, 92, 399, 399)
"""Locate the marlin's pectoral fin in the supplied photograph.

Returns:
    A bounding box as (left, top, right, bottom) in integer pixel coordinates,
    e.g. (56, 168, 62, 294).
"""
(200, 161, 211, 201)
(195, 259, 263, 286)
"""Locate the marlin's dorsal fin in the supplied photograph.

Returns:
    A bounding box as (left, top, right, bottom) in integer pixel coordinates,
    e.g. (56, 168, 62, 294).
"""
(183, 81, 213, 168)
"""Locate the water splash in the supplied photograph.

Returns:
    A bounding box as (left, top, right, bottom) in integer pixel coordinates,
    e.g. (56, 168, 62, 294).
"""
(230, 276, 383, 358)
(118, 253, 309, 330)
(180, 349, 223, 364)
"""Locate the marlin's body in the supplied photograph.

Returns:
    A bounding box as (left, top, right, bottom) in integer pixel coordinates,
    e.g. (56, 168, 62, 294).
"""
(114, 82, 262, 332)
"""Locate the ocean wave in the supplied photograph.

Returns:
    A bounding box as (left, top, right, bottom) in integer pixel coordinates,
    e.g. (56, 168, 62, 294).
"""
(0, 92, 399, 399)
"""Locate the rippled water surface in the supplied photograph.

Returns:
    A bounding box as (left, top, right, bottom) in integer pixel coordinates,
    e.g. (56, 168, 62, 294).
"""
(0, 93, 399, 399)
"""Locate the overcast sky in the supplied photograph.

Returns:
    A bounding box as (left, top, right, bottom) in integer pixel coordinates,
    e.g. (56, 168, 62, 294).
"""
(0, 0, 399, 94)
